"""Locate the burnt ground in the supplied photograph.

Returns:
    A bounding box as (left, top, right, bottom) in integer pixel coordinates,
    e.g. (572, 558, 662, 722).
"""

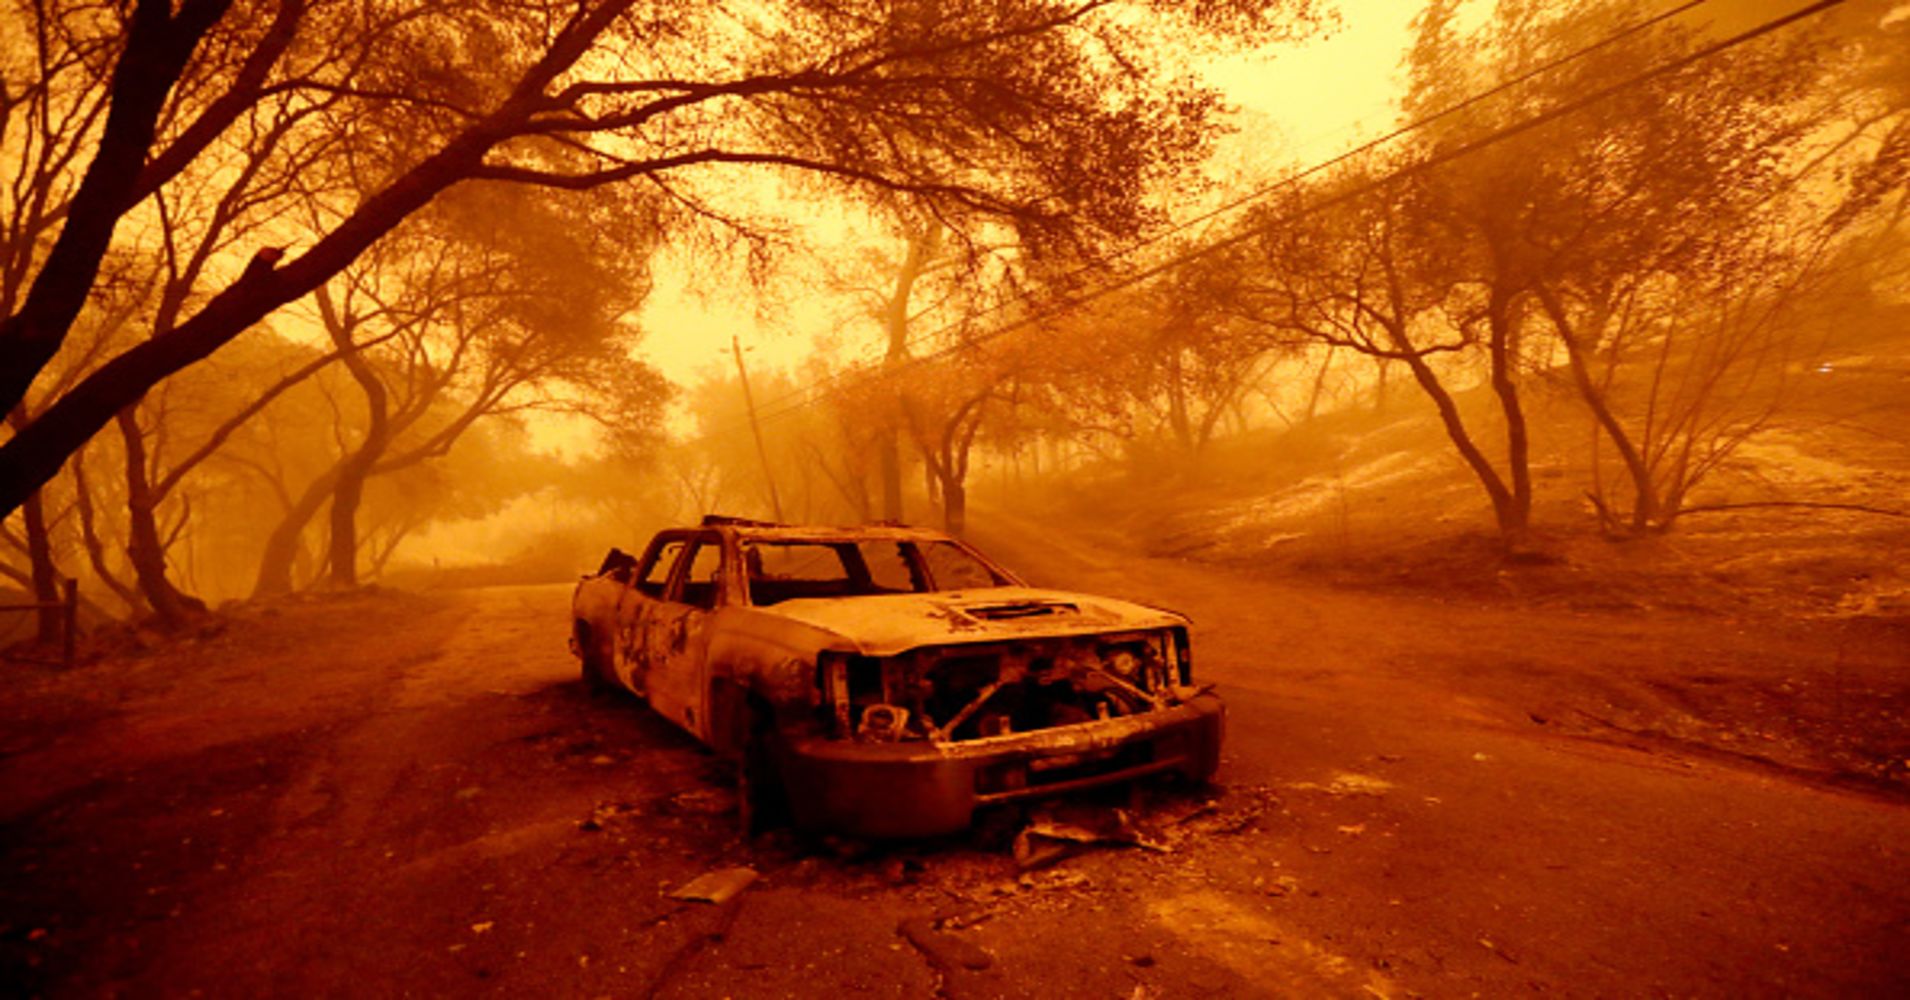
(2, 520, 1908, 998)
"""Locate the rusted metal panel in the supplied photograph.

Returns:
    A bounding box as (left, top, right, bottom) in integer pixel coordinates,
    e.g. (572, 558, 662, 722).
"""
(569, 521, 1224, 837)
(747, 586, 1184, 657)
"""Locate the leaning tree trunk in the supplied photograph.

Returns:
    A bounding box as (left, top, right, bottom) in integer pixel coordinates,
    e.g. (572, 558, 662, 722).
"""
(1382, 324, 1525, 550)
(117, 407, 206, 628)
(317, 281, 393, 589)
(253, 466, 339, 597)
(0, 0, 238, 420)
(326, 449, 378, 589)
(1535, 286, 1661, 535)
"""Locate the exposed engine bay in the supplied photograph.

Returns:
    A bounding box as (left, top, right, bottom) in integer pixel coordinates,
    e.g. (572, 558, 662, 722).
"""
(820, 628, 1195, 743)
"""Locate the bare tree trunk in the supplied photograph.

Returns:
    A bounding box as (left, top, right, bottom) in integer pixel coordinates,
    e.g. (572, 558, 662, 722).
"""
(117, 407, 205, 627)
(1537, 285, 1659, 533)
(878, 227, 937, 521)
(254, 467, 339, 597)
(1166, 348, 1193, 454)
(327, 453, 376, 589)
(319, 284, 391, 589)
(72, 446, 144, 615)
(878, 430, 902, 522)
(5, 405, 67, 641)
(1484, 290, 1533, 547)
(1387, 337, 1524, 547)
(18, 490, 65, 643)
(943, 479, 966, 537)
(1305, 347, 1336, 422)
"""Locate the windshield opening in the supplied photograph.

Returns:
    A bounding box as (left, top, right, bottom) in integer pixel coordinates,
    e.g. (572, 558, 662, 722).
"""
(744, 540, 1007, 606)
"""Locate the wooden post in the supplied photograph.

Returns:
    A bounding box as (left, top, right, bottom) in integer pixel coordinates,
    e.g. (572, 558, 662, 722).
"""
(732, 334, 784, 522)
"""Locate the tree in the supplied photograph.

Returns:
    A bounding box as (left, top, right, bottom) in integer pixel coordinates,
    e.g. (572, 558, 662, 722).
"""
(1, 0, 1327, 520)
(1230, 156, 1548, 548)
(875, 222, 945, 520)
(1034, 248, 1285, 472)
(1407, 0, 1882, 533)
(251, 183, 663, 595)
(902, 349, 1017, 537)
(1222, 0, 1891, 549)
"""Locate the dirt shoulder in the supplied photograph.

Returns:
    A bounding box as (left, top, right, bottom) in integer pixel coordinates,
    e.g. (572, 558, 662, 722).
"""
(982, 504, 1910, 797)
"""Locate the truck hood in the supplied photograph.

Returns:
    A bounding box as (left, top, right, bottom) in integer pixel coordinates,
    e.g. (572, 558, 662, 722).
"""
(756, 586, 1187, 657)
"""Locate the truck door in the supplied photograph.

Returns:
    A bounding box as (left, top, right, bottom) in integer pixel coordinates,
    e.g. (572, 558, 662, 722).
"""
(615, 536, 687, 696)
(644, 533, 725, 742)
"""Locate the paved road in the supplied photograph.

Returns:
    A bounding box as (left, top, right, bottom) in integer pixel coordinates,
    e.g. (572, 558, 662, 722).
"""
(1, 535, 1905, 997)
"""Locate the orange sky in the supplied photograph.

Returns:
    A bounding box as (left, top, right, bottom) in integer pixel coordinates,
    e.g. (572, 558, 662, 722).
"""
(627, 3, 1424, 400)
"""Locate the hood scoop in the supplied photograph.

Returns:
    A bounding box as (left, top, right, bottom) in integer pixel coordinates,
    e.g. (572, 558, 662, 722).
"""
(962, 600, 1079, 621)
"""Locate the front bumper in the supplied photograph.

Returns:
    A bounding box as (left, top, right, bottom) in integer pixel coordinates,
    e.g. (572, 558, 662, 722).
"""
(776, 694, 1224, 838)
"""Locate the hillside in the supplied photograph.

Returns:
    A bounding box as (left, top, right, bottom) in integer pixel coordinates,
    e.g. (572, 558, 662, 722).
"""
(1034, 339, 1910, 623)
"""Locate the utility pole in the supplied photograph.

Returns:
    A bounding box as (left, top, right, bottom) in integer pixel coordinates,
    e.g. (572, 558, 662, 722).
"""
(732, 334, 784, 522)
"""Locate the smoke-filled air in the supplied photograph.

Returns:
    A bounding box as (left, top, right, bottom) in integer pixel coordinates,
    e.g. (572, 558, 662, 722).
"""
(3, 1, 1907, 996)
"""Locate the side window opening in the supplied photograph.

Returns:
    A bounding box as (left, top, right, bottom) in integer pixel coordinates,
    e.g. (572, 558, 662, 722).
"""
(636, 540, 685, 599)
(676, 540, 723, 610)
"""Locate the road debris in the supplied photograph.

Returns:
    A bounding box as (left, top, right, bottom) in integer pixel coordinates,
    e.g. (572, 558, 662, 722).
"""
(1195, 801, 1268, 835)
(665, 787, 736, 816)
(1288, 771, 1394, 797)
(1479, 937, 1519, 964)
(1011, 806, 1168, 869)
(1017, 868, 1092, 891)
(1263, 875, 1302, 897)
(899, 916, 994, 971)
(637, 892, 750, 997)
(578, 800, 640, 831)
(668, 867, 758, 904)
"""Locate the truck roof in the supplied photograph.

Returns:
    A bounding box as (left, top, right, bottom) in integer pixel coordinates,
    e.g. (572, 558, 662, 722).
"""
(687, 516, 958, 544)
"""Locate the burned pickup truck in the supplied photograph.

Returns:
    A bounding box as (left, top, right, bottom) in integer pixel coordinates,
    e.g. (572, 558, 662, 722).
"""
(570, 517, 1222, 838)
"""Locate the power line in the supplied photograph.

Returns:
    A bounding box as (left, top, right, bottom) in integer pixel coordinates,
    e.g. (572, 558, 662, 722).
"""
(711, 0, 1840, 441)
(725, 0, 1714, 431)
(1050, 0, 1712, 292)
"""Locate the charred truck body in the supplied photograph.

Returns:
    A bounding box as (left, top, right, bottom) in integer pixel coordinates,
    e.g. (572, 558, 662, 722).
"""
(570, 517, 1223, 837)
